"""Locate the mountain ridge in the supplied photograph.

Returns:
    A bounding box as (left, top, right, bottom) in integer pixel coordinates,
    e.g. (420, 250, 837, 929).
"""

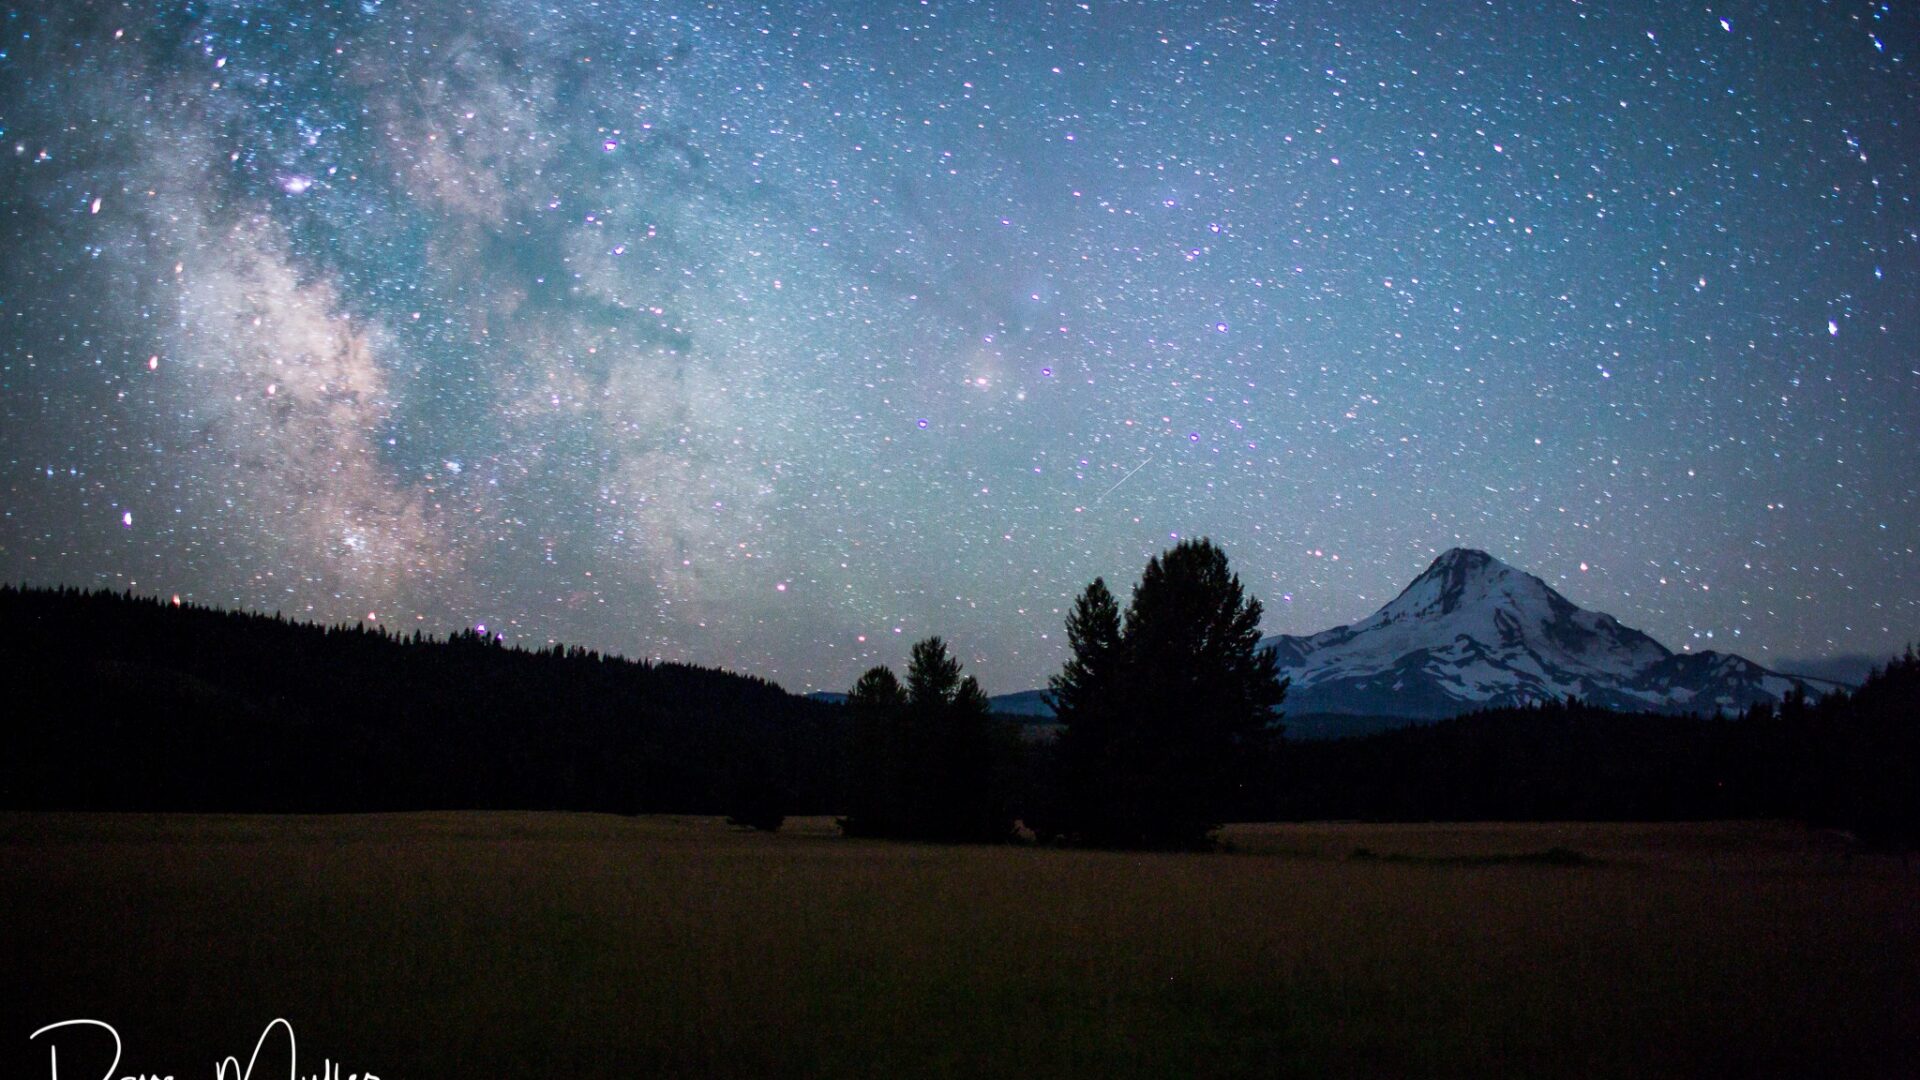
(1261, 548, 1841, 719)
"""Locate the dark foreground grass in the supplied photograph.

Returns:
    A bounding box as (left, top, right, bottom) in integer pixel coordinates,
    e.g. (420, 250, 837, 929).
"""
(4, 814, 1916, 1078)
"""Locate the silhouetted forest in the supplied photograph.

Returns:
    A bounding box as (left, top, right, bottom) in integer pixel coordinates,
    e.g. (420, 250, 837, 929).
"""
(5, 584, 1916, 845)
(1252, 657, 1920, 845)
(2, 585, 846, 814)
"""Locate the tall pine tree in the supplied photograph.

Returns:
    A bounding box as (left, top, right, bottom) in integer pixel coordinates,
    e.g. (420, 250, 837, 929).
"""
(1050, 539, 1286, 848)
(1041, 578, 1124, 843)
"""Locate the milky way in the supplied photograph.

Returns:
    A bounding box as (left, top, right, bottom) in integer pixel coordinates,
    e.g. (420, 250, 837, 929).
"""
(2, 1, 1916, 692)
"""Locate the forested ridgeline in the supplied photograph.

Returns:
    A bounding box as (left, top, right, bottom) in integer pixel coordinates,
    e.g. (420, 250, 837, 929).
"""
(1, 585, 846, 814)
(4, 579, 1916, 846)
(1255, 665, 1920, 844)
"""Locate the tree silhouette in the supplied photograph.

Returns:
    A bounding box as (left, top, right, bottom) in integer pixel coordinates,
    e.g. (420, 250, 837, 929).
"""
(840, 664, 909, 838)
(1048, 577, 1123, 727)
(1037, 578, 1123, 843)
(1050, 539, 1287, 848)
(912, 638, 1010, 842)
(1805, 645, 1920, 844)
(838, 638, 1014, 842)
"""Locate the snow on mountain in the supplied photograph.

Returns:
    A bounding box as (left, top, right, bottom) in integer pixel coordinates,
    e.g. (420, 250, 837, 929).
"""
(1262, 548, 1839, 719)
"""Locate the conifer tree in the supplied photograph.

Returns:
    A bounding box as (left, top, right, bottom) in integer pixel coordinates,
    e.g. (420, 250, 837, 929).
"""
(1043, 578, 1125, 841)
(840, 664, 907, 837)
(1050, 539, 1286, 848)
(839, 639, 1013, 842)
(1047, 578, 1123, 726)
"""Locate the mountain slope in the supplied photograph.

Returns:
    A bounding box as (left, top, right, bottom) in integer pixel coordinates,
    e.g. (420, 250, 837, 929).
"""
(1262, 549, 1838, 719)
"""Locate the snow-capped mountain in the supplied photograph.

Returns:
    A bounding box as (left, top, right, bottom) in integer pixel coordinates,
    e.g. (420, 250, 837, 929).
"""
(1263, 548, 1838, 719)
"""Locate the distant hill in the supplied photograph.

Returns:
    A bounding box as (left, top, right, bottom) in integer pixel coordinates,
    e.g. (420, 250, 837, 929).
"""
(1773, 654, 1884, 687)
(986, 689, 1055, 717)
(1, 586, 845, 814)
(812, 687, 1057, 720)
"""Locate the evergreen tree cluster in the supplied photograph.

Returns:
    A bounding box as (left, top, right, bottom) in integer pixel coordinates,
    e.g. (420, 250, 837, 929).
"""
(838, 637, 1017, 843)
(1745, 647, 1920, 845)
(1258, 651, 1920, 845)
(1036, 538, 1288, 849)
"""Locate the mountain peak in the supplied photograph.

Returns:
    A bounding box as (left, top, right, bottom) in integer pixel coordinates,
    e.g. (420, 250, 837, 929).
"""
(1426, 547, 1500, 573)
(1257, 549, 1829, 722)
(1382, 547, 1536, 622)
(1413, 548, 1519, 589)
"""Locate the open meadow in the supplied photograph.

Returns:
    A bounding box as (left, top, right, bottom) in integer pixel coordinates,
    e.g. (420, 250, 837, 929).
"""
(6, 813, 1917, 1078)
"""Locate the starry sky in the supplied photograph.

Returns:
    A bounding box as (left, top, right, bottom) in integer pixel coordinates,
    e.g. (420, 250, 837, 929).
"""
(2, 0, 1916, 693)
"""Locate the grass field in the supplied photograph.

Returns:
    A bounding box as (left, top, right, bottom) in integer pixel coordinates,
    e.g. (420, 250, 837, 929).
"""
(5, 813, 1916, 1078)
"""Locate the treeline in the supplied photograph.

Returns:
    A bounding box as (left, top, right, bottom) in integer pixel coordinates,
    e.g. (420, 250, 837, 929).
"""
(1, 584, 845, 815)
(6, 568, 1917, 848)
(1256, 656, 1920, 845)
(2, 540, 1288, 850)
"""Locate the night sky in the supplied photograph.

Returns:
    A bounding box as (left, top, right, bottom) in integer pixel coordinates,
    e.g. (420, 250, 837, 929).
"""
(2, 1, 1915, 693)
